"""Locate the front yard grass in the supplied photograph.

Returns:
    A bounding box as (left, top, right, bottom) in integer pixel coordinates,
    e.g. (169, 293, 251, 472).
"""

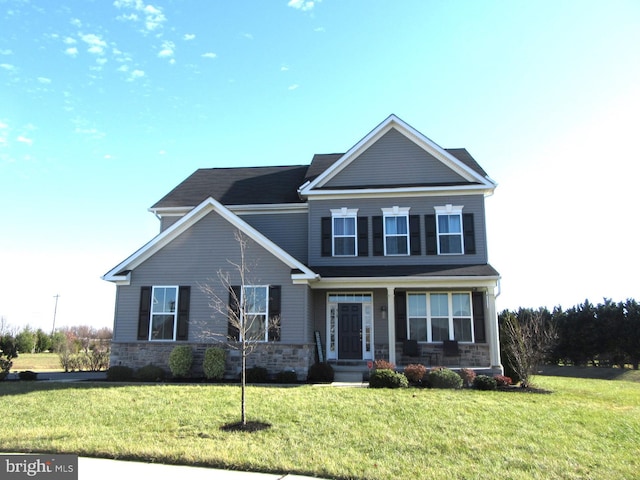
(1, 376, 639, 479)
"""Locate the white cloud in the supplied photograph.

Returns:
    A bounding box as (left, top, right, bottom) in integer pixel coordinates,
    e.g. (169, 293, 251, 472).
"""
(201, 52, 217, 59)
(70, 18, 82, 27)
(117, 64, 129, 72)
(17, 135, 33, 146)
(281, 65, 289, 71)
(288, 0, 319, 11)
(0, 121, 8, 129)
(314, 27, 325, 32)
(0, 63, 16, 71)
(65, 47, 78, 57)
(96, 58, 108, 66)
(158, 40, 175, 58)
(288, 84, 299, 90)
(0, 49, 13, 55)
(128, 69, 145, 81)
(81, 34, 107, 55)
(37, 77, 51, 84)
(114, 0, 166, 32)
(183, 33, 195, 41)
(242, 33, 254, 40)
(63, 37, 76, 45)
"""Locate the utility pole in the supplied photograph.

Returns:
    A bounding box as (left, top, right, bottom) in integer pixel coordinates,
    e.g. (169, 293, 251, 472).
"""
(52, 294, 60, 335)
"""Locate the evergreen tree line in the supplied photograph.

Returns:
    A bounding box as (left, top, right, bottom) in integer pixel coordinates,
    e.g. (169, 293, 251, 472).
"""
(499, 298, 640, 373)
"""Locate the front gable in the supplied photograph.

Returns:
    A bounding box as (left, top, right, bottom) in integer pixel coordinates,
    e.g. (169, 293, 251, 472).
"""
(299, 114, 496, 197)
(102, 197, 317, 285)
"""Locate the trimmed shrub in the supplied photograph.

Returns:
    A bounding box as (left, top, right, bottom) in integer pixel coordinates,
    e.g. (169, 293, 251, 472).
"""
(459, 368, 477, 388)
(427, 367, 463, 389)
(245, 366, 269, 383)
(275, 369, 298, 384)
(374, 359, 396, 370)
(369, 369, 408, 389)
(404, 364, 428, 385)
(135, 364, 166, 382)
(473, 374, 497, 390)
(19, 370, 37, 381)
(106, 365, 134, 382)
(168, 345, 193, 378)
(203, 347, 226, 380)
(307, 362, 335, 383)
(494, 374, 513, 387)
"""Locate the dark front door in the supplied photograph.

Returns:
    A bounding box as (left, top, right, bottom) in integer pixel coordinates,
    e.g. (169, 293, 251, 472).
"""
(338, 303, 362, 360)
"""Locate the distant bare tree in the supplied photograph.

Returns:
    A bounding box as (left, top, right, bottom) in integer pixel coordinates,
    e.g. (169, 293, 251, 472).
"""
(199, 230, 277, 428)
(502, 309, 557, 388)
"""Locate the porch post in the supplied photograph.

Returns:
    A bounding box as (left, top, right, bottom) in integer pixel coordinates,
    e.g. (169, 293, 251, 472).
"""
(387, 287, 396, 365)
(486, 287, 503, 374)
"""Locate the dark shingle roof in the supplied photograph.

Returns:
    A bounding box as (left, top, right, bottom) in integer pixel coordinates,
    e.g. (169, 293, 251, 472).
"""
(152, 165, 309, 208)
(310, 264, 500, 278)
(152, 149, 489, 209)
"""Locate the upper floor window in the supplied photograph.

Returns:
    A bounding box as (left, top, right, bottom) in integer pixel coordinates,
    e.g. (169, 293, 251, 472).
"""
(382, 206, 410, 255)
(435, 205, 464, 255)
(331, 208, 358, 256)
(407, 291, 474, 343)
(151, 286, 178, 340)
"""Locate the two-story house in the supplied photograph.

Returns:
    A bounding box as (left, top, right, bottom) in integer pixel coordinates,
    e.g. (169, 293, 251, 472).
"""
(102, 115, 502, 379)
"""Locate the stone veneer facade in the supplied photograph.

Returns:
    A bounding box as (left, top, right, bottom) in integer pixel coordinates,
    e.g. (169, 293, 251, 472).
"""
(375, 342, 493, 370)
(110, 342, 316, 381)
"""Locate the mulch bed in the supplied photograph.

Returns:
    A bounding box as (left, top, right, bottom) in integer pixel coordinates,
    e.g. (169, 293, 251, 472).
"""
(219, 421, 272, 433)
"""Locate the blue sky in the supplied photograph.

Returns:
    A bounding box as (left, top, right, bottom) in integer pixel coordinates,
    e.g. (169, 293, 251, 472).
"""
(1, 0, 639, 332)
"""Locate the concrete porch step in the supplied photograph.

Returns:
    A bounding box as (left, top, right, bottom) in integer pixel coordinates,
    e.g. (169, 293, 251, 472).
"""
(333, 370, 364, 383)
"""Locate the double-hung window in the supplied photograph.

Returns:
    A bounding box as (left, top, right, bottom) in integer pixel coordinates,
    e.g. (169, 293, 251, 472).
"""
(435, 205, 464, 254)
(243, 285, 269, 342)
(151, 286, 178, 340)
(407, 292, 474, 343)
(331, 208, 358, 256)
(382, 206, 410, 255)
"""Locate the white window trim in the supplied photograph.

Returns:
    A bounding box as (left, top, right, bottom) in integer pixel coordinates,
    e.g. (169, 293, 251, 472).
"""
(382, 206, 410, 256)
(150, 285, 179, 342)
(406, 291, 474, 343)
(434, 204, 464, 255)
(325, 292, 374, 361)
(331, 208, 358, 257)
(241, 285, 270, 342)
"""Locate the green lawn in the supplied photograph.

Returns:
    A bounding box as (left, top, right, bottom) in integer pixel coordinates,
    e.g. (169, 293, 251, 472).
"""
(1, 376, 638, 479)
(10, 353, 62, 372)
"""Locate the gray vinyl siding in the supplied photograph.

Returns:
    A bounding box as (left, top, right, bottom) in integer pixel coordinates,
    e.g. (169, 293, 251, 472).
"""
(239, 212, 308, 262)
(113, 210, 308, 343)
(325, 128, 468, 188)
(160, 216, 181, 232)
(308, 194, 488, 266)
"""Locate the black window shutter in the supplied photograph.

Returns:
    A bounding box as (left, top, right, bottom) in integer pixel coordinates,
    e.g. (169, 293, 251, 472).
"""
(463, 213, 476, 254)
(228, 285, 241, 341)
(321, 217, 332, 256)
(472, 292, 486, 343)
(409, 215, 421, 255)
(357, 217, 369, 257)
(372, 216, 384, 256)
(176, 286, 190, 341)
(425, 214, 437, 255)
(268, 285, 281, 341)
(137, 286, 152, 340)
(394, 291, 407, 341)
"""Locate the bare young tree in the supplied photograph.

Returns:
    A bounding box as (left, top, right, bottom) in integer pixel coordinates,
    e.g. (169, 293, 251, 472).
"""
(199, 230, 277, 428)
(502, 309, 557, 388)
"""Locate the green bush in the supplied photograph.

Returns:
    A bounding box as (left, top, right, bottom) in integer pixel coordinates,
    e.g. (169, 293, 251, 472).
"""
(275, 369, 298, 383)
(135, 364, 166, 382)
(245, 366, 269, 383)
(369, 369, 408, 389)
(307, 362, 335, 383)
(404, 364, 428, 384)
(168, 345, 193, 378)
(107, 366, 134, 381)
(427, 367, 463, 389)
(19, 370, 37, 381)
(203, 347, 226, 380)
(473, 374, 497, 390)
